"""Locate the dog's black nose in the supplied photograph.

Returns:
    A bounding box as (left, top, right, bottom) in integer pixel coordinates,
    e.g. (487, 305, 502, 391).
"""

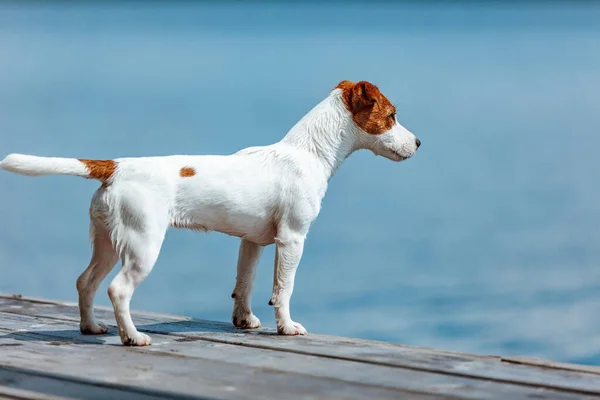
(415, 138, 421, 148)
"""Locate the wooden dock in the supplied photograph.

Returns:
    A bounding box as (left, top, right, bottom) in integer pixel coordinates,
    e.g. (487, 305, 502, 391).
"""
(2, 295, 600, 400)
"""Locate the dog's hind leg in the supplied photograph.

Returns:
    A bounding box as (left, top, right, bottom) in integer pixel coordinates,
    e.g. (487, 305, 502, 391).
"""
(107, 211, 167, 346)
(76, 218, 119, 335)
(231, 239, 263, 329)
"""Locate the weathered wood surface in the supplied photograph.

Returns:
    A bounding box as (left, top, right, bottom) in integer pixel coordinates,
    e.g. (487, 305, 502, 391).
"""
(2, 295, 600, 399)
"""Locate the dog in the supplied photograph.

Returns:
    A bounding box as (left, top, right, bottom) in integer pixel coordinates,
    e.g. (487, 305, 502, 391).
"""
(0, 80, 420, 346)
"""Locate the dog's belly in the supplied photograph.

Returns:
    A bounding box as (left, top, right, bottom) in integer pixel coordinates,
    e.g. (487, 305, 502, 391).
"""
(173, 204, 277, 246)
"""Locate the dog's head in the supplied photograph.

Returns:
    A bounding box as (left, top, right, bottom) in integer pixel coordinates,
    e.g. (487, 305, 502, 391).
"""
(336, 80, 420, 162)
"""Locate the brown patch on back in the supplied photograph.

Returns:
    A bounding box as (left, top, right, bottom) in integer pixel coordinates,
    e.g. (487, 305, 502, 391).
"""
(180, 167, 196, 177)
(335, 80, 396, 135)
(79, 159, 116, 181)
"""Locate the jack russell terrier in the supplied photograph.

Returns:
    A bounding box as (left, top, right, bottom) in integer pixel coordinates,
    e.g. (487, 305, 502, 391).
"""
(0, 80, 420, 346)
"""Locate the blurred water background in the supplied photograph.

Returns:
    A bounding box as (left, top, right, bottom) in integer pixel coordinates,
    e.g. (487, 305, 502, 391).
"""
(1, 1, 600, 364)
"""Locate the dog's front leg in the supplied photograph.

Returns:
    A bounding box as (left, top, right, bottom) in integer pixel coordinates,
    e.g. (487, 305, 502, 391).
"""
(231, 239, 263, 329)
(270, 234, 307, 335)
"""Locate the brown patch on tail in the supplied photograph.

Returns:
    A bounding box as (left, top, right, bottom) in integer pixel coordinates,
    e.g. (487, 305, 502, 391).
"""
(334, 80, 396, 135)
(79, 159, 116, 181)
(180, 167, 196, 177)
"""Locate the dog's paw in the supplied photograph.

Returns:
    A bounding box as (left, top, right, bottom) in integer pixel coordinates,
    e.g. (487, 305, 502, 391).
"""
(277, 321, 308, 336)
(80, 321, 110, 335)
(233, 313, 261, 329)
(121, 332, 152, 346)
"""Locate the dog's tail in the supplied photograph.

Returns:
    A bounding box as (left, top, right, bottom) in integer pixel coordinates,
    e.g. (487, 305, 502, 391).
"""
(0, 153, 116, 182)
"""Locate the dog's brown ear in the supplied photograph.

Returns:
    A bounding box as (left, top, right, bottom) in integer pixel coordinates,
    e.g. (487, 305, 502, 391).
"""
(336, 80, 395, 135)
(348, 81, 376, 114)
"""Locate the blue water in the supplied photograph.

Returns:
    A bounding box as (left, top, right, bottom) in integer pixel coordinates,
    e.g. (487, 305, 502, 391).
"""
(1, 2, 600, 364)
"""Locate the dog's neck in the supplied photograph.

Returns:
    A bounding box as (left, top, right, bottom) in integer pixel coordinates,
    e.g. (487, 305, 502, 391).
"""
(280, 90, 359, 180)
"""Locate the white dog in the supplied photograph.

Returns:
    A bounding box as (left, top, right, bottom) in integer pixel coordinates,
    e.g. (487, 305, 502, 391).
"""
(0, 80, 420, 346)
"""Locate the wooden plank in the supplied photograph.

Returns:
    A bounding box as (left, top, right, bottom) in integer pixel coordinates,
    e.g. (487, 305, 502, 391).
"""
(0, 384, 70, 400)
(0, 295, 190, 327)
(0, 365, 195, 400)
(0, 311, 598, 400)
(3, 296, 600, 396)
(0, 329, 447, 400)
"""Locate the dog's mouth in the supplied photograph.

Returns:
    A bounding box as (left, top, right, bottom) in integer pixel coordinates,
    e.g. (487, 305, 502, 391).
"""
(375, 145, 412, 162)
(388, 149, 408, 162)
(393, 150, 407, 161)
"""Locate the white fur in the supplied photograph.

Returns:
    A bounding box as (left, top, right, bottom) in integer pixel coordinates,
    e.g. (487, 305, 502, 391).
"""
(0, 154, 89, 177)
(0, 88, 419, 345)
